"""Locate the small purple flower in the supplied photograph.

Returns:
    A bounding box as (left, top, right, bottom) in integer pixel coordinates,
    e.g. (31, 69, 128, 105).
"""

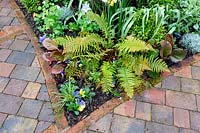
(73, 91, 80, 97)
(39, 34, 46, 43)
(78, 99, 86, 106)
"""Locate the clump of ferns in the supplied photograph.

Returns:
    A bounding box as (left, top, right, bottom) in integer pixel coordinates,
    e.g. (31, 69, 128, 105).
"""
(42, 11, 169, 98)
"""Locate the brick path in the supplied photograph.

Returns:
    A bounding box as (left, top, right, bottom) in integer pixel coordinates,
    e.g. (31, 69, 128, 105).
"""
(86, 63, 200, 133)
(0, 0, 54, 132)
(1, 0, 200, 133)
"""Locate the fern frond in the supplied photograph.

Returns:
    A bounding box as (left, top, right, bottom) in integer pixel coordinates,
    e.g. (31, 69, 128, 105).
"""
(148, 55, 169, 73)
(131, 55, 152, 75)
(116, 36, 155, 54)
(117, 67, 142, 98)
(100, 62, 115, 93)
(87, 11, 111, 39)
(55, 36, 73, 46)
(120, 54, 151, 75)
(63, 34, 104, 57)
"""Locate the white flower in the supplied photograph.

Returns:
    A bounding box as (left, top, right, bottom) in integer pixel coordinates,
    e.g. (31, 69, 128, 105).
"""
(102, 0, 107, 2)
(81, 2, 91, 13)
(56, 5, 61, 9)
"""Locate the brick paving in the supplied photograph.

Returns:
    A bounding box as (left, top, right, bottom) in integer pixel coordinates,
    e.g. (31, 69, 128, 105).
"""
(86, 63, 200, 133)
(0, 0, 54, 132)
(1, 0, 200, 132)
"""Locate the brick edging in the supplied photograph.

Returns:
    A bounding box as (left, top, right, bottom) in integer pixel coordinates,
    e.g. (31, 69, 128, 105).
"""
(8, 0, 200, 132)
(161, 53, 200, 78)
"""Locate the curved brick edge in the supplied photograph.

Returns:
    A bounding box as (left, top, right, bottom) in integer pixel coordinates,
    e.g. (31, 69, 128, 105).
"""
(8, 0, 200, 132)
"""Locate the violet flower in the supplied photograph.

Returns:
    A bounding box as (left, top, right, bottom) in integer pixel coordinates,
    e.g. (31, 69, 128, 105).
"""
(39, 34, 46, 43)
(73, 91, 80, 97)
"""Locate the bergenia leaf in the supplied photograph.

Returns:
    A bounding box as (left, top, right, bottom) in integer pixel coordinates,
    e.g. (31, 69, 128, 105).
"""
(51, 64, 64, 74)
(42, 38, 58, 50)
(42, 52, 52, 62)
(165, 34, 174, 47)
(160, 40, 172, 58)
(50, 51, 64, 61)
(170, 48, 187, 63)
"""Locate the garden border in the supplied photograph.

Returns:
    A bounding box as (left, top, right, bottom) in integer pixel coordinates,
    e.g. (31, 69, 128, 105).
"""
(8, 0, 200, 132)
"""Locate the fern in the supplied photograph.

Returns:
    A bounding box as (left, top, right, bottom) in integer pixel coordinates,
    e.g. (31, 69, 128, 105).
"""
(62, 34, 104, 57)
(116, 36, 155, 54)
(131, 55, 152, 75)
(100, 62, 115, 93)
(87, 11, 112, 39)
(117, 67, 142, 98)
(148, 54, 169, 73)
(55, 36, 74, 46)
(120, 54, 151, 75)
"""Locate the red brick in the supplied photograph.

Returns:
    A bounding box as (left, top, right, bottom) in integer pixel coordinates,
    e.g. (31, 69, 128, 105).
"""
(0, 49, 12, 61)
(162, 76, 181, 91)
(192, 66, 200, 80)
(89, 113, 112, 133)
(14, 10, 25, 18)
(43, 125, 56, 133)
(136, 101, 151, 121)
(152, 105, 173, 125)
(114, 100, 135, 118)
(4, 79, 27, 96)
(196, 95, 200, 112)
(166, 90, 197, 110)
(136, 88, 165, 105)
(0, 62, 15, 77)
(190, 111, 200, 131)
(174, 108, 190, 128)
(174, 66, 192, 78)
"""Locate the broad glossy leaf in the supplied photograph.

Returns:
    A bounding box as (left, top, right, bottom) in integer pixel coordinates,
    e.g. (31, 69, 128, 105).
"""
(160, 40, 172, 58)
(170, 48, 187, 63)
(51, 64, 64, 74)
(42, 38, 58, 50)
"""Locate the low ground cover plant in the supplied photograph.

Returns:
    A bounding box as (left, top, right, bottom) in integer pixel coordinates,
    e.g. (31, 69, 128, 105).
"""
(18, 0, 200, 125)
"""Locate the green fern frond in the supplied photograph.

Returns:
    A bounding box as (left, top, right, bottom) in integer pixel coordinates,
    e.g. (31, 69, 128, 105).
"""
(148, 55, 169, 73)
(72, 52, 106, 60)
(63, 34, 104, 57)
(117, 67, 142, 98)
(87, 11, 111, 39)
(100, 62, 115, 93)
(55, 36, 73, 46)
(131, 55, 152, 75)
(120, 54, 151, 75)
(116, 36, 155, 54)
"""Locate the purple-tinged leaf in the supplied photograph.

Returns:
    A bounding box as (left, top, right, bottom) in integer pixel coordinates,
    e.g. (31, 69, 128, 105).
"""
(42, 52, 52, 62)
(51, 64, 64, 74)
(42, 38, 58, 51)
